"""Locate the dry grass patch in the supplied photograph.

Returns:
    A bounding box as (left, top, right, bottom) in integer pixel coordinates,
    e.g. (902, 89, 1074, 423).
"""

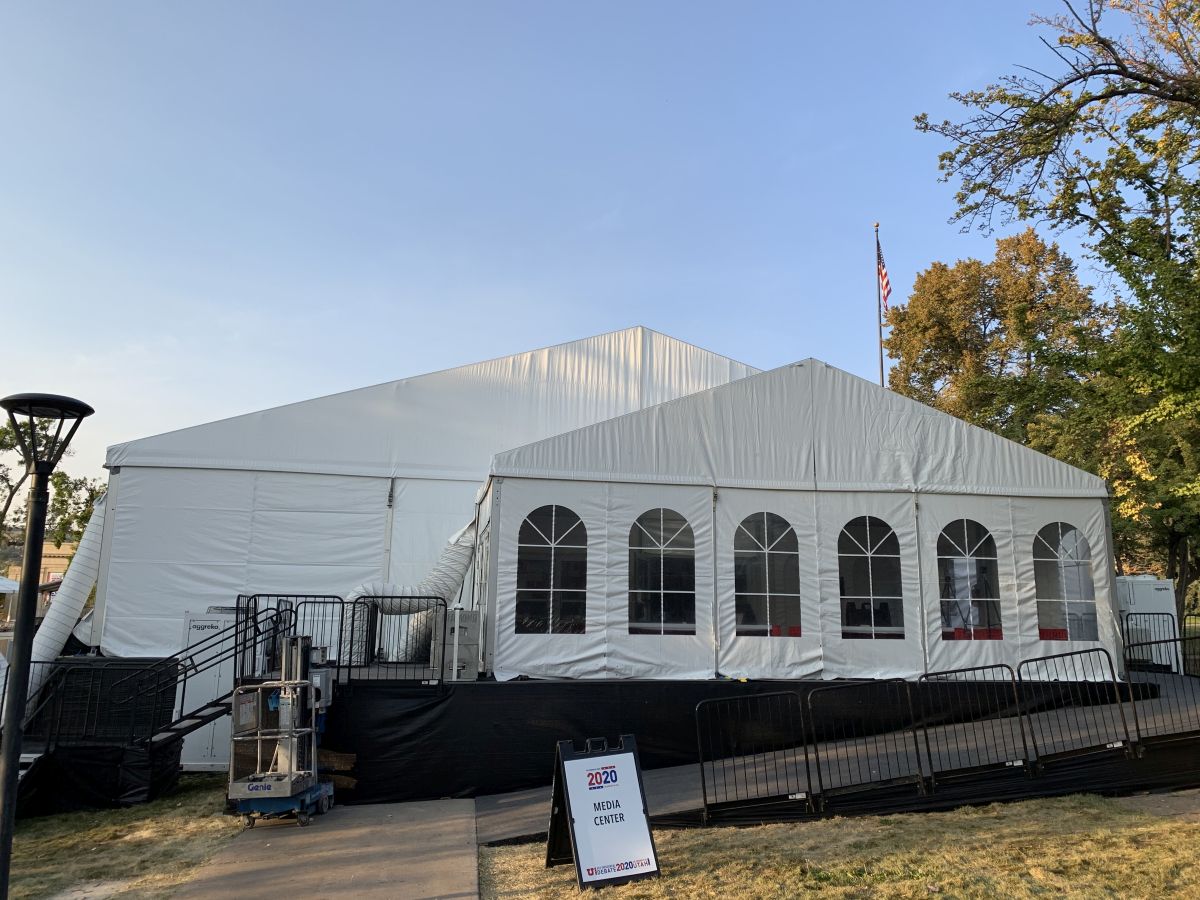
(480, 794, 1200, 898)
(11, 774, 239, 899)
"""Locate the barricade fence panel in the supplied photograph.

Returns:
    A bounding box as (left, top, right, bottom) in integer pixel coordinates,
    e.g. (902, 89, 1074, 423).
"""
(1125, 635, 1200, 743)
(1123, 613, 1180, 672)
(1017, 649, 1131, 765)
(355, 597, 448, 683)
(694, 691, 812, 819)
(807, 679, 926, 800)
(1182, 616, 1200, 675)
(236, 594, 448, 684)
(917, 664, 1030, 781)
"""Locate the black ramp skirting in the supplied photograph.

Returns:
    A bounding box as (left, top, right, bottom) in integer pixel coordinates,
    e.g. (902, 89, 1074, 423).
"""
(320, 678, 1171, 805)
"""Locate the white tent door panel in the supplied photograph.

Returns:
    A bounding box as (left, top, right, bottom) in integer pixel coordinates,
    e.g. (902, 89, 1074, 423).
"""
(492, 480, 610, 681)
(605, 482, 715, 679)
(492, 479, 715, 680)
(387, 478, 482, 587)
(815, 492, 926, 679)
(1008, 497, 1120, 669)
(99, 467, 390, 657)
(715, 489, 822, 679)
(917, 494, 1021, 675)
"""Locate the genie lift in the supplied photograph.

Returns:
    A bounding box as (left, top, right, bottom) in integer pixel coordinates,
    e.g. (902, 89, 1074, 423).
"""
(228, 635, 334, 826)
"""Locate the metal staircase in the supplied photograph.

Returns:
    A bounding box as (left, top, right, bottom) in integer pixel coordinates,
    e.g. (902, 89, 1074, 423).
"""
(143, 691, 235, 747)
(113, 607, 295, 749)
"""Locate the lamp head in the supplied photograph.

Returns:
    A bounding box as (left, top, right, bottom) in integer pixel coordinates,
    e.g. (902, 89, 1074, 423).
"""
(1, 393, 94, 474)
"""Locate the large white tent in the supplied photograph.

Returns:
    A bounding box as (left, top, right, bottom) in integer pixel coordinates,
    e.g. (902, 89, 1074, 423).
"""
(88, 327, 758, 657)
(478, 359, 1118, 681)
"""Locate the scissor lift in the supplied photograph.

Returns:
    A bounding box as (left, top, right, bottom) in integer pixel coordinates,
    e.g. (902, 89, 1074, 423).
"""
(228, 636, 334, 826)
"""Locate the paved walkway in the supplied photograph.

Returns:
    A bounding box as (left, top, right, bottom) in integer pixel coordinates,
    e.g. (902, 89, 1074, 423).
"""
(175, 800, 478, 900)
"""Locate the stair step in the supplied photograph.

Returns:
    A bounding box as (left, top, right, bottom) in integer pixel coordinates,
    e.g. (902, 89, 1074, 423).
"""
(17, 753, 41, 781)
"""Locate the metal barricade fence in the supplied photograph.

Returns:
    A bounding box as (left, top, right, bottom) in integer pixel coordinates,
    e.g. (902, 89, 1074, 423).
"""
(694, 691, 812, 820)
(1123, 612, 1180, 672)
(363, 597, 448, 683)
(807, 679, 926, 800)
(1016, 648, 1132, 765)
(237, 594, 340, 679)
(1124, 635, 1200, 743)
(917, 664, 1029, 783)
(1182, 615, 1200, 674)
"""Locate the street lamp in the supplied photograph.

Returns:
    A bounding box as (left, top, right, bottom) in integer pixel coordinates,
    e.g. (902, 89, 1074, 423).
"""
(0, 393, 93, 898)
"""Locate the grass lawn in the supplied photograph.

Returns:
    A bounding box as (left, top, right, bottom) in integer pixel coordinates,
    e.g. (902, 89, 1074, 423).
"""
(480, 793, 1200, 898)
(10, 774, 238, 899)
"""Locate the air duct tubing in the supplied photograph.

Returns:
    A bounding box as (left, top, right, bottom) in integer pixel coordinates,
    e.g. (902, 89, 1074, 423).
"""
(26, 493, 107, 700)
(345, 522, 476, 665)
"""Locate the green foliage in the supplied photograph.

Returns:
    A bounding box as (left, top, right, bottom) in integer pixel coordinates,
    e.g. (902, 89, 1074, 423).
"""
(886, 229, 1103, 444)
(0, 419, 103, 560)
(46, 471, 105, 548)
(916, 0, 1200, 608)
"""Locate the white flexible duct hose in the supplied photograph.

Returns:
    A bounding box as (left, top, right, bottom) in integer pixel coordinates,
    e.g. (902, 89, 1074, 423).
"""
(27, 493, 107, 699)
(345, 522, 476, 664)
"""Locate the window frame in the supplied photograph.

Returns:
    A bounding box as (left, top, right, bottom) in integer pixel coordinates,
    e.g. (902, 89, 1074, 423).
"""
(733, 511, 802, 638)
(937, 518, 1003, 641)
(836, 515, 905, 640)
(514, 504, 587, 635)
(628, 508, 696, 636)
(1033, 521, 1097, 642)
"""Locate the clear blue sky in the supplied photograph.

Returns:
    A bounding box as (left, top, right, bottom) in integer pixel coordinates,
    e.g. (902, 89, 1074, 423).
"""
(1, 2, 1086, 478)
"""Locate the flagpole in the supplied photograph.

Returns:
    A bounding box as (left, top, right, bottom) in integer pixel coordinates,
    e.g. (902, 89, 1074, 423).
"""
(875, 222, 884, 387)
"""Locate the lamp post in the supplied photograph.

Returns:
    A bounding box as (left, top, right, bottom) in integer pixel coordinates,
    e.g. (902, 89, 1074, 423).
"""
(0, 393, 93, 898)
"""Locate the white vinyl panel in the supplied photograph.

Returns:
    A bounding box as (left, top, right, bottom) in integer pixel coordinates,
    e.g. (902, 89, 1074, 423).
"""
(253, 471, 387, 510)
(714, 488, 823, 679)
(918, 494, 1021, 674)
(115, 467, 257, 509)
(816, 492, 925, 679)
(243, 563, 385, 597)
(110, 505, 252, 564)
(99, 467, 256, 656)
(604, 481, 715, 680)
(1007, 497, 1121, 676)
(492, 479, 610, 680)
(388, 478, 482, 588)
(102, 562, 246, 656)
(249, 510, 384, 566)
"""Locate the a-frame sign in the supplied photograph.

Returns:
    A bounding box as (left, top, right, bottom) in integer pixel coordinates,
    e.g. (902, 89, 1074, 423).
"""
(546, 734, 660, 890)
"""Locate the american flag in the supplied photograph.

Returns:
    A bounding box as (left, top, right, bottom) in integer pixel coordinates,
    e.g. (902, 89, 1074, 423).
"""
(876, 235, 892, 311)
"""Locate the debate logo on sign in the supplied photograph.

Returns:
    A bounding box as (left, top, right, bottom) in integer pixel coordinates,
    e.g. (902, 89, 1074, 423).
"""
(586, 764, 618, 790)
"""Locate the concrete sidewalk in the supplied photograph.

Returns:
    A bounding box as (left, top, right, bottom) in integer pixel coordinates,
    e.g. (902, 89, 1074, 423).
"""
(175, 800, 478, 900)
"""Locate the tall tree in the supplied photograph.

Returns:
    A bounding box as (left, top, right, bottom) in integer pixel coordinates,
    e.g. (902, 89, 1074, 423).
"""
(916, 0, 1200, 610)
(886, 229, 1102, 444)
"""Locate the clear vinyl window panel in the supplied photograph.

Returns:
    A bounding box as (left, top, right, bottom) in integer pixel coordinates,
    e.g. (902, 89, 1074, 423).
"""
(734, 512, 801, 637)
(515, 505, 587, 635)
(629, 508, 696, 636)
(837, 516, 904, 640)
(1033, 522, 1098, 642)
(937, 518, 1003, 641)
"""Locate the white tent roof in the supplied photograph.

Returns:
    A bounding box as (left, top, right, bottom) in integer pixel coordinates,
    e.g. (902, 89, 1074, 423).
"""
(105, 327, 760, 481)
(491, 359, 1109, 498)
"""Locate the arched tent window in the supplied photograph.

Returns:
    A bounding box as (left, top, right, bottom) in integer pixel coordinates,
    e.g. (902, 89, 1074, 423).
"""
(515, 505, 586, 634)
(1034, 522, 1097, 641)
(629, 508, 695, 635)
(734, 512, 801, 637)
(837, 516, 904, 640)
(938, 519, 1002, 641)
